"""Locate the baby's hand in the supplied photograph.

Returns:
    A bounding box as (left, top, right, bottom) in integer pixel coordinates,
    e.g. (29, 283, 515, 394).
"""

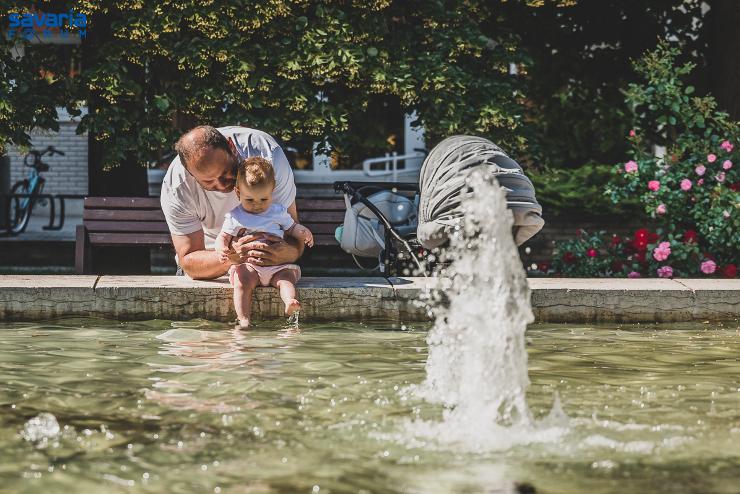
(295, 224, 314, 248)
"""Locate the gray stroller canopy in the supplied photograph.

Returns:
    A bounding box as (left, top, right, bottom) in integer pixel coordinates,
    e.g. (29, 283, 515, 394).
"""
(417, 135, 544, 249)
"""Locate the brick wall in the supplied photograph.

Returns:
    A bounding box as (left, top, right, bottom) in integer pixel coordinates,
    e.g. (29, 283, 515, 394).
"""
(8, 107, 88, 195)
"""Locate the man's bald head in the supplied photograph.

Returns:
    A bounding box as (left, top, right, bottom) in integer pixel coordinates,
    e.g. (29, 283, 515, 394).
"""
(175, 125, 231, 170)
(175, 126, 238, 192)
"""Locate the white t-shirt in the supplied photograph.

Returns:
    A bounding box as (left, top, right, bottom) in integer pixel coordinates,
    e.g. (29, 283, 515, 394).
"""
(160, 126, 296, 249)
(221, 203, 295, 239)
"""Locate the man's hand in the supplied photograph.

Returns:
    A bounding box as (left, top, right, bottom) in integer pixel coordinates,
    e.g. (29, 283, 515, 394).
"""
(232, 232, 303, 266)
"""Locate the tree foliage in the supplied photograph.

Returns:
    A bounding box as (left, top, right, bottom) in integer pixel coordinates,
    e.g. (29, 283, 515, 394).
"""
(1, 0, 541, 169)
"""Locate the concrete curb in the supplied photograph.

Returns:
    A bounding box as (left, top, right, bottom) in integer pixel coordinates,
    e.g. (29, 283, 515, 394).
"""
(0, 276, 738, 323)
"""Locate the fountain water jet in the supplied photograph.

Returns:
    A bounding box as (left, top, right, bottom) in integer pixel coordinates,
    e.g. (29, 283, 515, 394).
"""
(407, 169, 567, 452)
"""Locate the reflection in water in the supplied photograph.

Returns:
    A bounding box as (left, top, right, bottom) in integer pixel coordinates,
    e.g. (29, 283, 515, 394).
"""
(0, 319, 738, 494)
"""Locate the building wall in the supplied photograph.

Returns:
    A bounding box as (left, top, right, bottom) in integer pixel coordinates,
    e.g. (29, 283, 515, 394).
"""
(8, 108, 88, 195)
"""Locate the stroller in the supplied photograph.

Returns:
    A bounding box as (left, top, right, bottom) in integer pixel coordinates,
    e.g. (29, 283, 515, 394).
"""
(333, 135, 545, 278)
(333, 180, 429, 277)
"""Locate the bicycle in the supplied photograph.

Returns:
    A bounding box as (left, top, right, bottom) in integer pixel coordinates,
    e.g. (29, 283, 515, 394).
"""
(6, 145, 65, 235)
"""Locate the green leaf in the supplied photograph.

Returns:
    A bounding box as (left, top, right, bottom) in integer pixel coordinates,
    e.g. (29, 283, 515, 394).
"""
(154, 95, 170, 111)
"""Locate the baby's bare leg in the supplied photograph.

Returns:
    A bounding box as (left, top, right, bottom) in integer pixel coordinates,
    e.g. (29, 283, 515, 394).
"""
(232, 264, 260, 328)
(270, 269, 300, 316)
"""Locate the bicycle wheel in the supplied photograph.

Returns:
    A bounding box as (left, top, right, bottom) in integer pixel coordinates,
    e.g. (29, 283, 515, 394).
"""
(8, 180, 34, 235)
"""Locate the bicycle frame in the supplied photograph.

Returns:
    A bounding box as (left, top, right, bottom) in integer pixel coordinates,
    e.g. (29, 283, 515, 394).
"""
(19, 168, 43, 210)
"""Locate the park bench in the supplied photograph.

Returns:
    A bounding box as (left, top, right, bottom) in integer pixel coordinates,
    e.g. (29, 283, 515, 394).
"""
(75, 196, 345, 274)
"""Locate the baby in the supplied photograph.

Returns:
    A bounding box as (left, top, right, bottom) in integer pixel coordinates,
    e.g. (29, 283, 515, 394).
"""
(216, 156, 314, 328)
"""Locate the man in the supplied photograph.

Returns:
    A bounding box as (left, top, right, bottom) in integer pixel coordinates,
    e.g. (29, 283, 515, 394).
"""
(161, 125, 304, 279)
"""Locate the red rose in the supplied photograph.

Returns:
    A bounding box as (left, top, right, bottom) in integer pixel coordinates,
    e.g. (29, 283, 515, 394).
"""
(683, 230, 698, 243)
(729, 181, 740, 192)
(587, 248, 598, 257)
(538, 262, 551, 272)
(610, 235, 622, 247)
(563, 252, 576, 264)
(611, 260, 624, 272)
(633, 238, 648, 252)
(722, 264, 737, 278)
(647, 231, 659, 243)
(632, 229, 651, 252)
(634, 251, 646, 263)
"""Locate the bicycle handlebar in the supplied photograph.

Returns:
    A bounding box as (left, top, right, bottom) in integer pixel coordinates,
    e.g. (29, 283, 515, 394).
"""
(23, 146, 65, 169)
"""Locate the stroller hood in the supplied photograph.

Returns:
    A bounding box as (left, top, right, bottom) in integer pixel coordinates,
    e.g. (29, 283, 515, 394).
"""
(417, 135, 544, 249)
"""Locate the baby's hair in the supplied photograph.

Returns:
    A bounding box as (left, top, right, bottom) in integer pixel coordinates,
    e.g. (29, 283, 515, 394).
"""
(237, 156, 275, 188)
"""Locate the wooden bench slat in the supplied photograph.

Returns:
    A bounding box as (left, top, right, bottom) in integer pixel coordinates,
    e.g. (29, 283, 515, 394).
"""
(85, 221, 171, 233)
(84, 209, 166, 221)
(89, 233, 172, 245)
(313, 234, 339, 246)
(84, 197, 161, 209)
(296, 199, 345, 211)
(305, 223, 340, 235)
(299, 211, 345, 223)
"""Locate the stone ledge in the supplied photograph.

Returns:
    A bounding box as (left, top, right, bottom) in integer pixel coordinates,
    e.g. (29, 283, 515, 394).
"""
(0, 276, 737, 323)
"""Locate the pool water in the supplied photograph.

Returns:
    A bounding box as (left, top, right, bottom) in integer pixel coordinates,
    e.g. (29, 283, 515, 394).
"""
(1, 319, 738, 493)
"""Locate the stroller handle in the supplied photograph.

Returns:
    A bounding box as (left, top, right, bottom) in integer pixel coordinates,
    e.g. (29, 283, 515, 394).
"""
(333, 181, 419, 194)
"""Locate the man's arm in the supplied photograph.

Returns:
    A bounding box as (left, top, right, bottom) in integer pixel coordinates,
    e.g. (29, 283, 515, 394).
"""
(172, 230, 230, 280)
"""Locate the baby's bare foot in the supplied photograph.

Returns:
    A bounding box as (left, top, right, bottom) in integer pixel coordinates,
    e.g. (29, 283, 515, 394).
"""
(285, 299, 301, 316)
(236, 318, 251, 329)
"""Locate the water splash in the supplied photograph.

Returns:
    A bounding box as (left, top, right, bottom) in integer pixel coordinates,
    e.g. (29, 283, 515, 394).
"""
(21, 413, 60, 445)
(406, 170, 568, 452)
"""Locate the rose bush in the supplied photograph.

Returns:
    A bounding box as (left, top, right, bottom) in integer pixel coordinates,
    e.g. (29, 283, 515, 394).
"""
(603, 41, 738, 265)
(550, 228, 736, 278)
(549, 42, 737, 278)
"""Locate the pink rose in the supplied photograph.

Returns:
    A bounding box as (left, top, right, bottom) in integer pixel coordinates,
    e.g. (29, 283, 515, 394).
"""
(695, 165, 706, 176)
(707, 154, 717, 163)
(697, 178, 704, 186)
(723, 160, 733, 170)
(648, 180, 660, 191)
(653, 241, 671, 262)
(720, 140, 734, 152)
(701, 260, 717, 274)
(656, 204, 667, 215)
(716, 172, 726, 183)
(628, 271, 641, 279)
(625, 160, 638, 173)
(680, 179, 692, 191)
(657, 266, 673, 278)
(723, 210, 730, 219)
(629, 130, 636, 137)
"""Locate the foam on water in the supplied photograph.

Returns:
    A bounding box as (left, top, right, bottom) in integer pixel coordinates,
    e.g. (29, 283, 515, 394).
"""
(405, 170, 569, 452)
(21, 413, 60, 445)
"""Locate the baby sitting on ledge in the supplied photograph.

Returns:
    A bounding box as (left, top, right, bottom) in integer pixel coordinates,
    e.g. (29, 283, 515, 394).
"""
(215, 156, 314, 328)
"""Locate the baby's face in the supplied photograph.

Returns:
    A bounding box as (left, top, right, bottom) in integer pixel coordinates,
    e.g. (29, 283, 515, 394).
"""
(236, 182, 273, 214)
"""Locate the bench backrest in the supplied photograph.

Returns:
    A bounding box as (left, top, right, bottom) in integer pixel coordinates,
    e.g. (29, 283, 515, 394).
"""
(82, 196, 345, 247)
(296, 198, 344, 246)
(83, 197, 171, 246)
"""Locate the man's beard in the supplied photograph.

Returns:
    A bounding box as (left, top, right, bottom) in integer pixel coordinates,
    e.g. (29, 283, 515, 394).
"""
(203, 181, 236, 193)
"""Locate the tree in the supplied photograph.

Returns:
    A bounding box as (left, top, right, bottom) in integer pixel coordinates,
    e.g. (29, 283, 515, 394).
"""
(68, 0, 533, 171)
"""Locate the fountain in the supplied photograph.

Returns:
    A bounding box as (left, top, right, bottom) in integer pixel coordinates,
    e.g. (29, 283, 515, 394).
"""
(407, 169, 568, 452)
